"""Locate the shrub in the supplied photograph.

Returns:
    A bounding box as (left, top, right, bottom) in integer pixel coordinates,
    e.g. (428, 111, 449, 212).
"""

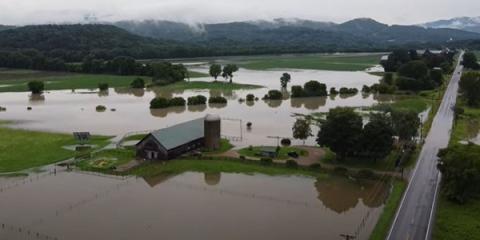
(280, 138, 291, 147)
(260, 158, 273, 165)
(339, 87, 358, 95)
(98, 83, 109, 91)
(246, 94, 255, 101)
(285, 160, 298, 168)
(150, 97, 170, 109)
(330, 87, 338, 95)
(27, 81, 44, 94)
(130, 78, 145, 88)
(0, 106, 6, 112)
(246, 122, 253, 128)
(357, 169, 376, 179)
(187, 95, 207, 105)
(291, 85, 306, 98)
(209, 96, 227, 104)
(263, 90, 283, 100)
(169, 97, 186, 107)
(96, 105, 107, 112)
(362, 85, 371, 93)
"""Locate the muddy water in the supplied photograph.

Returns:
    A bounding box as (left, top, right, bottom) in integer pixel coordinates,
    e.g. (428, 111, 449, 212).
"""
(0, 68, 380, 147)
(0, 170, 389, 240)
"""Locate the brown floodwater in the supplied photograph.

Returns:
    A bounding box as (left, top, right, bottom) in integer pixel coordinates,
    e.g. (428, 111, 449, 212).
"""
(0, 170, 389, 240)
(0, 68, 381, 147)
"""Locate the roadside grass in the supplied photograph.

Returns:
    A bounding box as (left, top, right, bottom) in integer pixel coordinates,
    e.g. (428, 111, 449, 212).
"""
(0, 122, 111, 172)
(0, 69, 207, 92)
(450, 100, 480, 144)
(369, 180, 407, 240)
(433, 197, 480, 240)
(320, 148, 399, 172)
(372, 95, 430, 114)
(237, 53, 383, 71)
(237, 146, 308, 160)
(128, 159, 327, 178)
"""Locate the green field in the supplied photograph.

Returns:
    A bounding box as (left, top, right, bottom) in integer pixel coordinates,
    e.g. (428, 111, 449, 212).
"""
(0, 122, 111, 173)
(0, 69, 208, 92)
(450, 100, 480, 144)
(236, 53, 383, 71)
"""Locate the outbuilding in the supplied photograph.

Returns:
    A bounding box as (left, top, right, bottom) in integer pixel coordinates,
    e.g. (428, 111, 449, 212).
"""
(136, 115, 221, 160)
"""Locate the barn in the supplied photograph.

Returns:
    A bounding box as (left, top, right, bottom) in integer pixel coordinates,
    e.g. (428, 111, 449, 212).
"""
(136, 115, 221, 160)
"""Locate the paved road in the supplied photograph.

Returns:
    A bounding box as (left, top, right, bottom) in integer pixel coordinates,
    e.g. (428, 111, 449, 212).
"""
(387, 51, 464, 240)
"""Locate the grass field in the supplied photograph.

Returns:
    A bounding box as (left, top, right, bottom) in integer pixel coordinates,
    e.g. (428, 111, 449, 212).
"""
(237, 53, 383, 71)
(450, 100, 480, 144)
(76, 149, 135, 171)
(0, 121, 111, 173)
(0, 69, 208, 92)
(369, 181, 407, 240)
(238, 146, 308, 160)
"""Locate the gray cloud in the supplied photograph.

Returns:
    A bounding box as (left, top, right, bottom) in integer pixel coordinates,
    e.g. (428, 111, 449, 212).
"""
(0, 0, 478, 25)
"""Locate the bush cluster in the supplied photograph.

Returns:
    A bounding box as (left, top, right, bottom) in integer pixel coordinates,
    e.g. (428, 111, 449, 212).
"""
(339, 87, 358, 95)
(98, 83, 109, 91)
(291, 80, 327, 98)
(208, 96, 228, 104)
(130, 78, 145, 88)
(187, 95, 207, 105)
(263, 90, 283, 100)
(150, 97, 187, 109)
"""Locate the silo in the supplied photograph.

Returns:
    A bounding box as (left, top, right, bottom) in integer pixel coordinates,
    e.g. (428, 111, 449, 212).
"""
(204, 114, 221, 150)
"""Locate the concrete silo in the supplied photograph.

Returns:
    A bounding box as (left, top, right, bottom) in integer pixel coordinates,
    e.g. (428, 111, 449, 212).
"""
(204, 114, 221, 150)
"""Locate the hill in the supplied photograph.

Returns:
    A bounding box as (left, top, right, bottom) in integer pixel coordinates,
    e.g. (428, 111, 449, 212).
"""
(422, 17, 480, 33)
(113, 18, 480, 47)
(0, 24, 209, 61)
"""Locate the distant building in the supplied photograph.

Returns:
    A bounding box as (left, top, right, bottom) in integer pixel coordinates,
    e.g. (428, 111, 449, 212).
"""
(136, 115, 221, 160)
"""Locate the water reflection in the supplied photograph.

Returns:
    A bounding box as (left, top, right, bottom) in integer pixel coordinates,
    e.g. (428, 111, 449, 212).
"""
(114, 88, 145, 97)
(150, 106, 186, 118)
(29, 94, 45, 103)
(315, 177, 389, 214)
(208, 103, 227, 109)
(187, 104, 207, 112)
(204, 172, 221, 186)
(264, 99, 282, 108)
(291, 97, 327, 110)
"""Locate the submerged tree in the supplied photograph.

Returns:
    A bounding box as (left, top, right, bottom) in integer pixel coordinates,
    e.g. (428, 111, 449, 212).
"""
(209, 64, 222, 81)
(27, 81, 44, 94)
(222, 64, 239, 83)
(280, 73, 291, 88)
(292, 118, 312, 145)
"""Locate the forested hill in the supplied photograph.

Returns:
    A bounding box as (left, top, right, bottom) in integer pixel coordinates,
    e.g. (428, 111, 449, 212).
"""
(114, 18, 480, 46)
(0, 24, 209, 61)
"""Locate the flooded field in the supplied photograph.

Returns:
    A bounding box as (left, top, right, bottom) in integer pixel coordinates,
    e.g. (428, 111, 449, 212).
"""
(0, 67, 381, 147)
(0, 170, 389, 240)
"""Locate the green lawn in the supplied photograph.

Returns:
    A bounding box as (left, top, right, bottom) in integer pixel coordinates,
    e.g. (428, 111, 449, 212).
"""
(238, 146, 308, 160)
(369, 181, 407, 240)
(0, 122, 111, 172)
(202, 139, 234, 154)
(237, 53, 383, 71)
(0, 69, 208, 92)
(129, 159, 327, 178)
(76, 149, 135, 171)
(433, 197, 480, 240)
(450, 101, 480, 144)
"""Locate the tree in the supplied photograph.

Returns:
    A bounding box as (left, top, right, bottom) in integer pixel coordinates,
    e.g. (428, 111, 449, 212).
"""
(459, 71, 480, 106)
(222, 64, 239, 83)
(98, 83, 109, 91)
(209, 64, 222, 81)
(391, 110, 420, 142)
(462, 52, 479, 70)
(263, 90, 283, 100)
(152, 62, 187, 85)
(292, 118, 312, 144)
(380, 49, 411, 72)
(27, 81, 44, 94)
(430, 68, 444, 86)
(130, 78, 145, 88)
(304, 80, 327, 96)
(398, 60, 429, 80)
(317, 107, 363, 160)
(359, 113, 394, 161)
(437, 144, 480, 203)
(280, 73, 291, 88)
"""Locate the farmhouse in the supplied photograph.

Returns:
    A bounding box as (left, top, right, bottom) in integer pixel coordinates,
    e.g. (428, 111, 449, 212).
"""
(136, 114, 221, 160)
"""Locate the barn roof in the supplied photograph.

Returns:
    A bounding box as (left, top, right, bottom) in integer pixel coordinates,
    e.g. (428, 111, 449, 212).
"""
(150, 118, 204, 151)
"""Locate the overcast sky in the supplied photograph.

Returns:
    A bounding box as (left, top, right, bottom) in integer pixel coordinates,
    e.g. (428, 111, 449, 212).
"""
(0, 0, 479, 25)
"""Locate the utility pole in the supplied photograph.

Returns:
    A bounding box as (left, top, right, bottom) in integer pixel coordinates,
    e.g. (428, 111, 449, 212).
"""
(340, 234, 356, 240)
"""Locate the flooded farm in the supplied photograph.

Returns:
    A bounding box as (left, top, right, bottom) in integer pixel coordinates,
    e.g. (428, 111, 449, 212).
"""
(0, 64, 395, 240)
